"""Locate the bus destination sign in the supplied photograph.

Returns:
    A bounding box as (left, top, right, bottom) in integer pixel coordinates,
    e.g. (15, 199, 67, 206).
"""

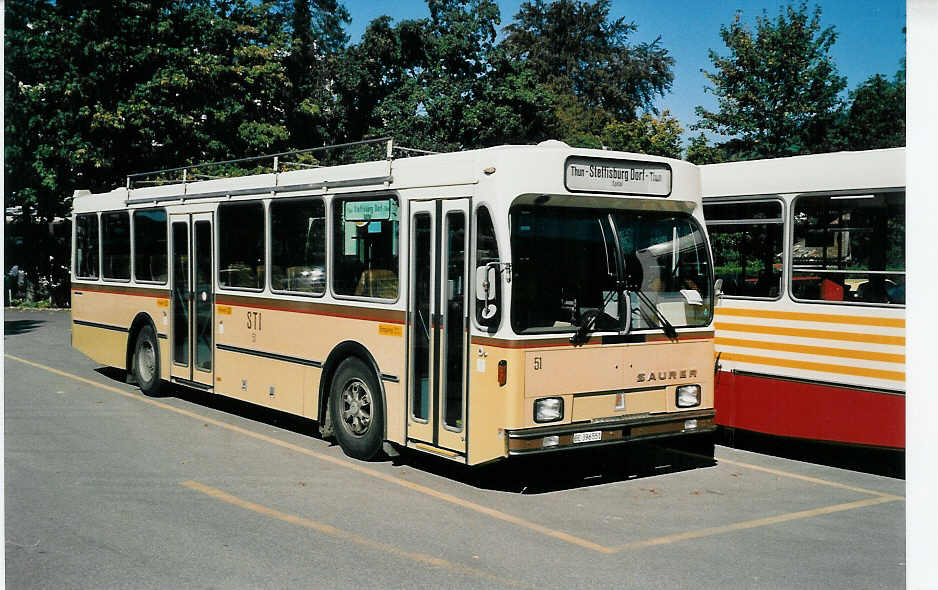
(564, 156, 672, 197)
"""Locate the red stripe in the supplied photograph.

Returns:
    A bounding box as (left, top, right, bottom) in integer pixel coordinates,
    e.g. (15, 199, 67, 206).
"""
(715, 371, 905, 449)
(72, 286, 169, 299)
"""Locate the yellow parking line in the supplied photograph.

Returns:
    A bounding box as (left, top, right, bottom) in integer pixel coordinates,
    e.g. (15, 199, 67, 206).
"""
(5, 354, 609, 554)
(180, 480, 527, 588)
(610, 495, 900, 551)
(716, 456, 904, 499)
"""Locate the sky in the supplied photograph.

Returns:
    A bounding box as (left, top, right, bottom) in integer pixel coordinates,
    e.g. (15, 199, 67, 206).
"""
(341, 0, 906, 143)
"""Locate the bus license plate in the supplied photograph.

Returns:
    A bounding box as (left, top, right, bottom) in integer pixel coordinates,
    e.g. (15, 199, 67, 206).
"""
(573, 430, 602, 443)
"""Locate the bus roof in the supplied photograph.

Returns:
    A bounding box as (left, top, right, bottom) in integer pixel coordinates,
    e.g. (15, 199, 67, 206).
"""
(699, 147, 905, 198)
(71, 142, 701, 214)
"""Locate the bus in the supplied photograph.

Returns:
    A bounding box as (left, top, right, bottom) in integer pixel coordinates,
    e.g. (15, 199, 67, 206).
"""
(71, 138, 716, 465)
(700, 148, 905, 465)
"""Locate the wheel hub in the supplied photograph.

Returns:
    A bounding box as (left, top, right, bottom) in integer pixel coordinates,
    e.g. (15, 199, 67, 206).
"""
(137, 341, 155, 382)
(341, 378, 372, 436)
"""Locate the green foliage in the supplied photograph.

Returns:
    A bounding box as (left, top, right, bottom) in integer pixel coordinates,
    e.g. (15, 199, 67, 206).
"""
(503, 0, 673, 122)
(600, 111, 684, 159)
(694, 3, 846, 160)
(685, 133, 728, 164)
(498, 0, 678, 149)
(280, 0, 351, 146)
(833, 65, 905, 151)
(4, 0, 308, 297)
(5, 0, 294, 205)
(8, 299, 57, 310)
(341, 0, 556, 152)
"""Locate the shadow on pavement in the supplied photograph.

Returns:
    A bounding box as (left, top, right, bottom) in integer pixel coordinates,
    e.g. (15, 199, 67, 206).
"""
(93, 366, 717, 493)
(4, 318, 46, 336)
(396, 434, 718, 494)
(717, 427, 904, 479)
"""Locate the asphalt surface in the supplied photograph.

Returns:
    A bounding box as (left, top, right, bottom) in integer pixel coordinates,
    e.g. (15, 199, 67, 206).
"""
(4, 309, 905, 589)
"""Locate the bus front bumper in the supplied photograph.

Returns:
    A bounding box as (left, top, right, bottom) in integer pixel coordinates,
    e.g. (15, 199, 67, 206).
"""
(506, 409, 715, 456)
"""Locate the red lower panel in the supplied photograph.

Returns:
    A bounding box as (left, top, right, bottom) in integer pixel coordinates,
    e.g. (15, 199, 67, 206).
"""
(714, 371, 905, 449)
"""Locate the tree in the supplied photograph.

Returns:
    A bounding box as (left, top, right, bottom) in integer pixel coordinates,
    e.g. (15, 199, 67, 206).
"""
(685, 133, 728, 164)
(601, 111, 683, 159)
(342, 0, 555, 152)
(834, 65, 905, 151)
(503, 0, 673, 123)
(280, 0, 352, 147)
(694, 3, 846, 160)
(4, 0, 293, 296)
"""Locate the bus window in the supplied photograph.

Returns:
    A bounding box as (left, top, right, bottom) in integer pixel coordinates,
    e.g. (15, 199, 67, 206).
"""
(704, 200, 783, 299)
(511, 208, 616, 333)
(270, 198, 325, 295)
(133, 209, 168, 283)
(791, 192, 905, 305)
(218, 201, 265, 290)
(510, 206, 712, 334)
(102, 211, 131, 280)
(332, 196, 399, 299)
(411, 212, 432, 421)
(75, 213, 100, 279)
(443, 211, 466, 430)
(474, 206, 501, 328)
(614, 211, 712, 329)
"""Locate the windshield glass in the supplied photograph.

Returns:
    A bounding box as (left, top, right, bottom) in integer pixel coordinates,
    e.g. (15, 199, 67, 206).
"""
(510, 205, 712, 334)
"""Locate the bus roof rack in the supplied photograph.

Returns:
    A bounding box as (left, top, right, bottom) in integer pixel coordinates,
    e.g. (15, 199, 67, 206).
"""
(125, 137, 439, 190)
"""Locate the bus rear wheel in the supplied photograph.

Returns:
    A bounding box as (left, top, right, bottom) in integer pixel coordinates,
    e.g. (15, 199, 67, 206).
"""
(133, 324, 162, 396)
(329, 357, 384, 460)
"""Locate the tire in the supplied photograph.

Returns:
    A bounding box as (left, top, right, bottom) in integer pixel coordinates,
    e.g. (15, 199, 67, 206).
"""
(133, 324, 162, 396)
(329, 357, 385, 460)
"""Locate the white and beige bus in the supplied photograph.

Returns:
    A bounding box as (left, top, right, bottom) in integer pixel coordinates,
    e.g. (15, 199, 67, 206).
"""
(71, 139, 716, 465)
(701, 148, 905, 457)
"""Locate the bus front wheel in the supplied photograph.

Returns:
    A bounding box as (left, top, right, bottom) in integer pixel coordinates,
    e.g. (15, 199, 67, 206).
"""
(133, 324, 162, 396)
(329, 357, 384, 460)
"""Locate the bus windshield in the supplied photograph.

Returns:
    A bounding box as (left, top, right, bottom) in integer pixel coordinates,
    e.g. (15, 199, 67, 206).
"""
(510, 206, 712, 334)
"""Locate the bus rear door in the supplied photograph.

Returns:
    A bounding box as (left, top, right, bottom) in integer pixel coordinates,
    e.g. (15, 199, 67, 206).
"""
(170, 212, 215, 389)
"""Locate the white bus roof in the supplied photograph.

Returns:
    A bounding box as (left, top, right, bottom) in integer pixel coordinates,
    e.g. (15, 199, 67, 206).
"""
(699, 147, 905, 197)
(71, 142, 701, 214)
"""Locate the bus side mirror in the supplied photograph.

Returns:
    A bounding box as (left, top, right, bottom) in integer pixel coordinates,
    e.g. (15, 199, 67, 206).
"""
(714, 278, 724, 298)
(475, 265, 498, 320)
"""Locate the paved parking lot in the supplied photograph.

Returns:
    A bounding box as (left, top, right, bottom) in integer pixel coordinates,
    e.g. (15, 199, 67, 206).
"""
(5, 309, 905, 589)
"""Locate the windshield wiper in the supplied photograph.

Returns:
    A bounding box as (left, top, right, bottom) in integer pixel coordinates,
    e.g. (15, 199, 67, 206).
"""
(632, 289, 678, 340)
(569, 288, 620, 346)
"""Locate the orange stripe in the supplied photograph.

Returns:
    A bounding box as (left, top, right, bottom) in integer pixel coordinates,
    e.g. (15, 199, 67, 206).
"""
(714, 322, 905, 346)
(720, 352, 905, 382)
(714, 337, 905, 364)
(715, 307, 904, 328)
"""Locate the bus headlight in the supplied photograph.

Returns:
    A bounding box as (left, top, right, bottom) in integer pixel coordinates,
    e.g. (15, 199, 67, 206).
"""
(534, 397, 564, 423)
(676, 385, 701, 408)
